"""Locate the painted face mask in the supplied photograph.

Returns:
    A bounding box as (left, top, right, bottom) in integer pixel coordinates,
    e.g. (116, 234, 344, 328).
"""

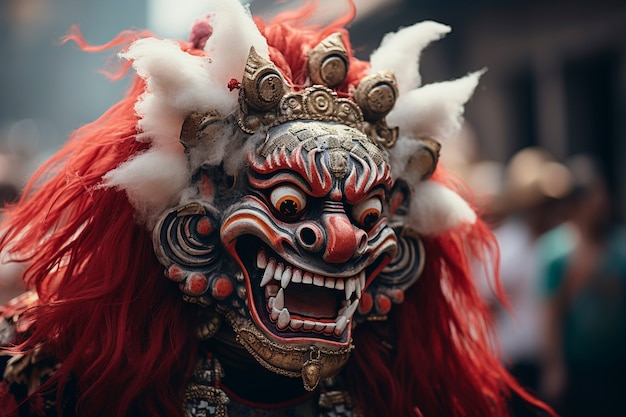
(151, 43, 437, 390)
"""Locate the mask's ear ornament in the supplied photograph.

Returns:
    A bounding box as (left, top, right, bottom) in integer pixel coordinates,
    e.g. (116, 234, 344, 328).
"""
(153, 202, 223, 302)
(404, 137, 441, 181)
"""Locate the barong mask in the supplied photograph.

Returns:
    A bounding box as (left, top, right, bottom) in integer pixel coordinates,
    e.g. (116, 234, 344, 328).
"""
(104, 0, 482, 392)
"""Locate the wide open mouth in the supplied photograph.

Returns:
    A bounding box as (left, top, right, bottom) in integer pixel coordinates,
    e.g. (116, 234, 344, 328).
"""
(235, 237, 387, 345)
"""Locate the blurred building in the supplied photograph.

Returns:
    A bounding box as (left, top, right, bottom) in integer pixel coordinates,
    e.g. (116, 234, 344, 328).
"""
(339, 0, 626, 220)
(0, 0, 146, 182)
(0, 0, 624, 217)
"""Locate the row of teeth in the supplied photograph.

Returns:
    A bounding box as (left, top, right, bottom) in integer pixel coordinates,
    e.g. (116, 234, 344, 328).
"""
(257, 250, 366, 300)
(268, 288, 359, 337)
(257, 250, 365, 337)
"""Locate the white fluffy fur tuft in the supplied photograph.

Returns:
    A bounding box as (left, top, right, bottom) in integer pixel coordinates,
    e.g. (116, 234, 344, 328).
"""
(103, 0, 268, 227)
(120, 38, 238, 147)
(369, 21, 451, 94)
(387, 70, 485, 143)
(387, 69, 483, 235)
(103, 150, 189, 229)
(408, 181, 477, 235)
(203, 0, 270, 85)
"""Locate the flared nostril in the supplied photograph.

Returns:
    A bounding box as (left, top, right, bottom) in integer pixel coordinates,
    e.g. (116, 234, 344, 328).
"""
(300, 227, 316, 246)
(296, 223, 324, 252)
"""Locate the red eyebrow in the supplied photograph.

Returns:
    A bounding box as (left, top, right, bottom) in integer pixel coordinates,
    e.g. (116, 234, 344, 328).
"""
(343, 154, 392, 204)
(248, 144, 391, 202)
(248, 147, 333, 197)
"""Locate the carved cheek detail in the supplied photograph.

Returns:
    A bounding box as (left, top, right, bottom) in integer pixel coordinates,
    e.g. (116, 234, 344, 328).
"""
(221, 209, 288, 252)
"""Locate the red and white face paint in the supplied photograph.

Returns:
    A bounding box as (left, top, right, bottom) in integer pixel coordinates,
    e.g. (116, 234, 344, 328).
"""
(222, 121, 397, 347)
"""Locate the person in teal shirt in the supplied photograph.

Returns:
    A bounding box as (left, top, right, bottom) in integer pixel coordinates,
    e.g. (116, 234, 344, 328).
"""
(540, 157, 626, 417)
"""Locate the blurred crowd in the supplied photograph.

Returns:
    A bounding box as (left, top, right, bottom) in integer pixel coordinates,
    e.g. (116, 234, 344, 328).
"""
(457, 144, 626, 417)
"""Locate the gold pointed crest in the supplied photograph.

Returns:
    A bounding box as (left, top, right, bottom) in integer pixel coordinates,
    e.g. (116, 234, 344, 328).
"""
(232, 46, 400, 149)
(307, 32, 350, 88)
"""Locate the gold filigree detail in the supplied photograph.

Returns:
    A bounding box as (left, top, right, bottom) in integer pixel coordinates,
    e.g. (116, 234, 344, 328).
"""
(197, 309, 222, 340)
(184, 356, 229, 416)
(224, 311, 354, 391)
(301, 347, 323, 391)
(184, 385, 229, 417)
(238, 46, 289, 133)
(235, 47, 401, 149)
(258, 121, 389, 169)
(241, 46, 288, 111)
(354, 71, 398, 121)
(318, 390, 354, 410)
(180, 111, 222, 149)
(239, 84, 364, 135)
(364, 123, 399, 149)
(3, 344, 59, 394)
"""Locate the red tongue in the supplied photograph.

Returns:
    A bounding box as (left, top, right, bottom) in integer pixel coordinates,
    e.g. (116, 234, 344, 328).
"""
(285, 284, 337, 319)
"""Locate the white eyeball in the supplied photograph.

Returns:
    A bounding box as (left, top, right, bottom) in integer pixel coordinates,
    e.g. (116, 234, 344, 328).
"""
(270, 185, 307, 217)
(352, 197, 382, 228)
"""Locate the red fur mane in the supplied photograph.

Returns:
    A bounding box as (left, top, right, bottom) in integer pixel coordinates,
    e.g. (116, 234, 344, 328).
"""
(0, 31, 200, 417)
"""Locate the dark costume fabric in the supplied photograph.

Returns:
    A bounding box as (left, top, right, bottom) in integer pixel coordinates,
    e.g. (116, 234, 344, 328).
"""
(0, 1, 554, 416)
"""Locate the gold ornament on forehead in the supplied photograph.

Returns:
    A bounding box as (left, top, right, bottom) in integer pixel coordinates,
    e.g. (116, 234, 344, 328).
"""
(236, 33, 399, 148)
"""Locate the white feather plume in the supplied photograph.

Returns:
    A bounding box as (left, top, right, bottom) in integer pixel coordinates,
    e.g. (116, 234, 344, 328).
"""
(369, 21, 451, 94)
(408, 180, 477, 235)
(387, 70, 485, 143)
(203, 0, 270, 85)
(387, 69, 483, 234)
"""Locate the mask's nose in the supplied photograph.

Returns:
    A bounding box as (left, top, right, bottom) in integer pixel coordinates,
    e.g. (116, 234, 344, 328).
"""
(320, 202, 367, 264)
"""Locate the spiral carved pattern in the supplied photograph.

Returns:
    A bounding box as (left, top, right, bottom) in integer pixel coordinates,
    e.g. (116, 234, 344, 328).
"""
(376, 231, 425, 292)
(305, 89, 335, 117)
(156, 205, 220, 271)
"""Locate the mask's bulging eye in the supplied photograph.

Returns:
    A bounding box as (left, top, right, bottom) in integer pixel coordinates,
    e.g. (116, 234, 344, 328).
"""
(270, 185, 307, 217)
(352, 197, 382, 228)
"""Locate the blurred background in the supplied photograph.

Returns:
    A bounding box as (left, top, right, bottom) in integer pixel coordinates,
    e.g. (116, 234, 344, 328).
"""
(0, 0, 625, 415)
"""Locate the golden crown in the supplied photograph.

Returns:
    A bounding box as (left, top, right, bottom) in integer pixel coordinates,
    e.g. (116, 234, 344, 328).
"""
(236, 33, 400, 148)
